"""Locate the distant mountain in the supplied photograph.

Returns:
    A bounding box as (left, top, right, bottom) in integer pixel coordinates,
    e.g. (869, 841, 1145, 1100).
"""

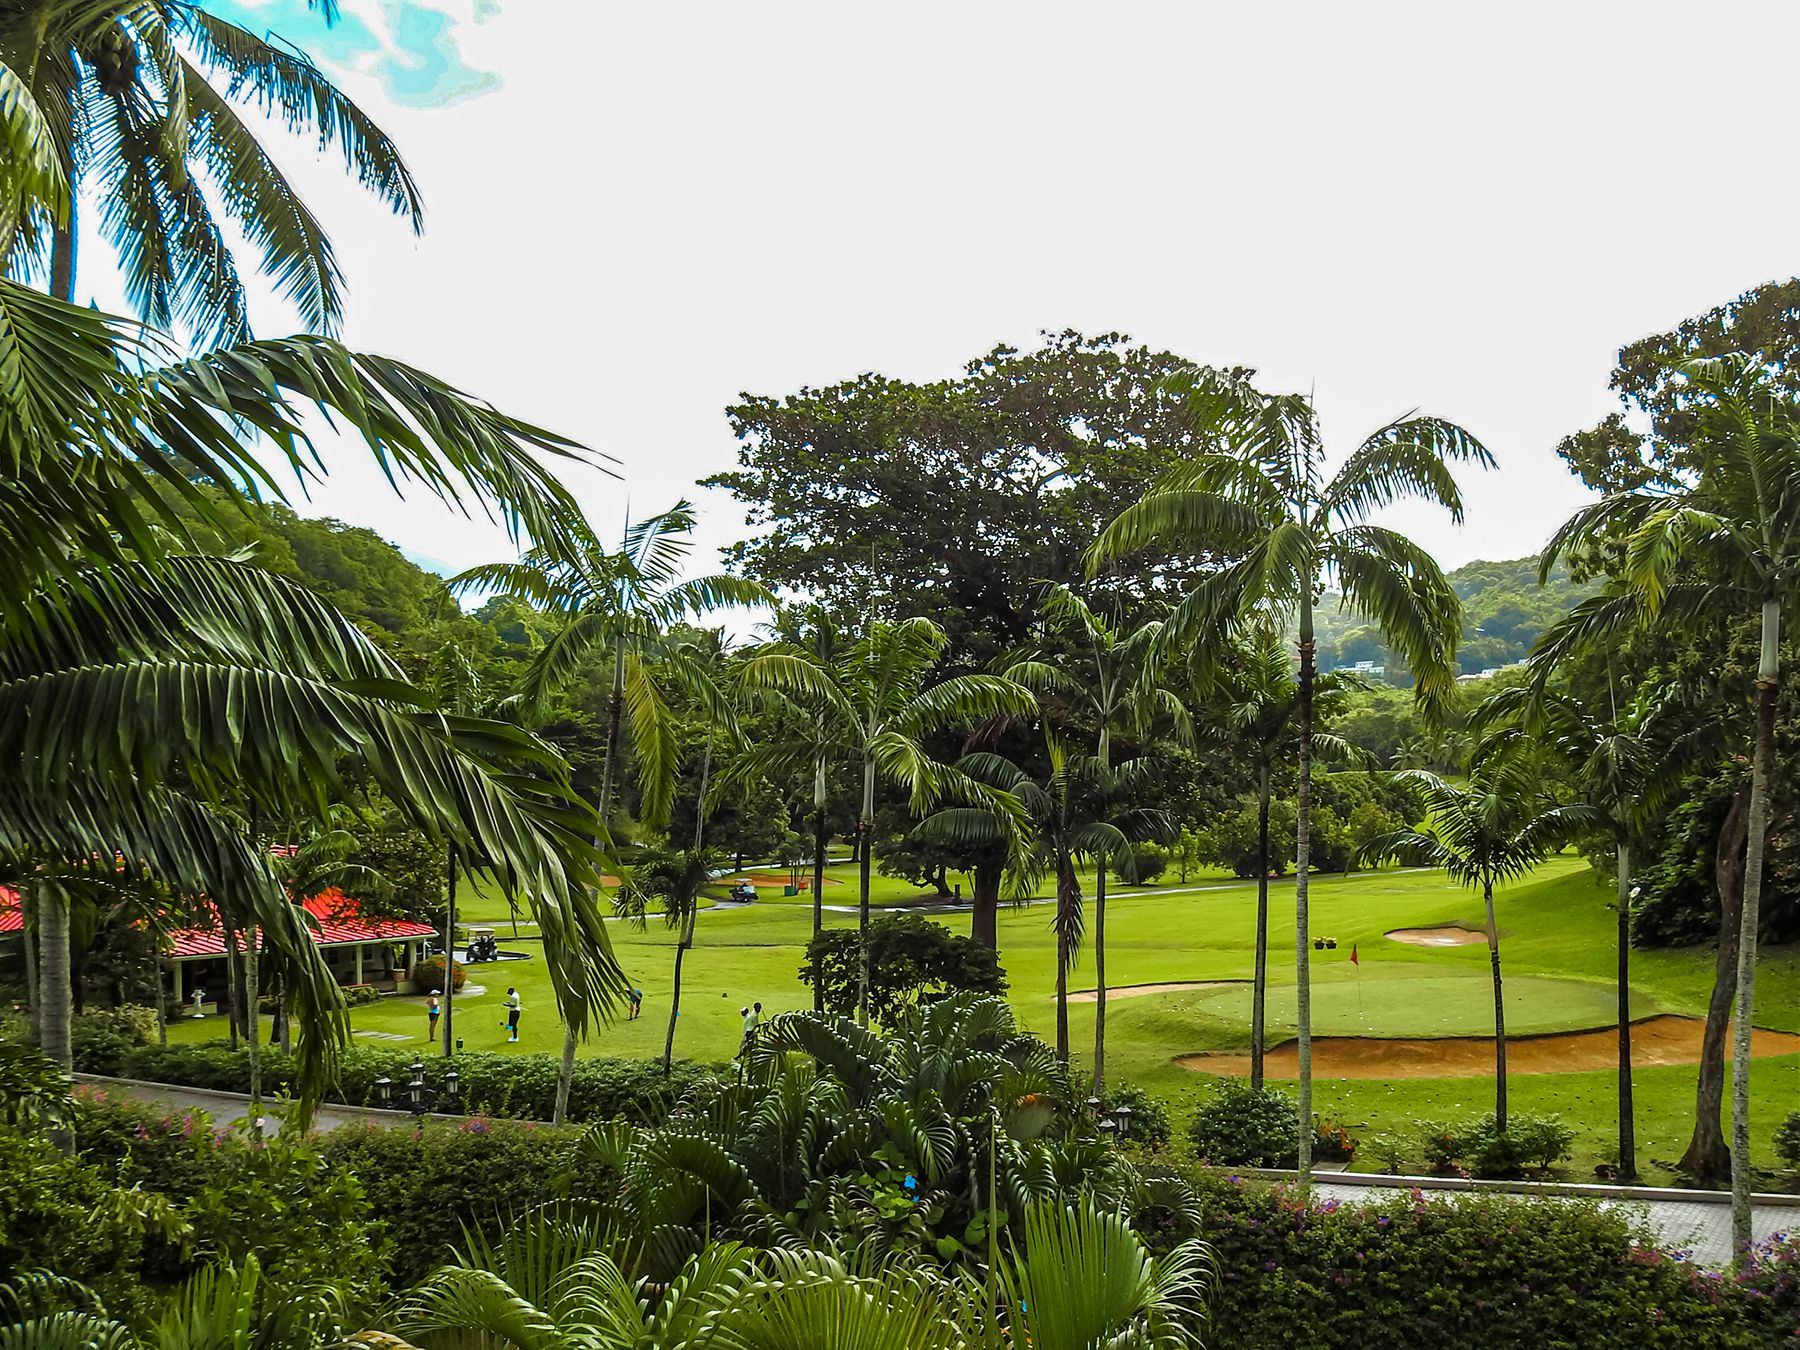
(1314, 555, 1591, 678)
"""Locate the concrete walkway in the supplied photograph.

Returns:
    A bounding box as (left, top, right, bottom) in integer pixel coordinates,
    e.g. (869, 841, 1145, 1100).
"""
(73, 1074, 463, 1134)
(1305, 1174, 1800, 1269)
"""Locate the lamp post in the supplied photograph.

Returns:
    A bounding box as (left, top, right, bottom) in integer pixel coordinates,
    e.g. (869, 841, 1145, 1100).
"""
(1088, 1095, 1134, 1142)
(374, 1060, 460, 1119)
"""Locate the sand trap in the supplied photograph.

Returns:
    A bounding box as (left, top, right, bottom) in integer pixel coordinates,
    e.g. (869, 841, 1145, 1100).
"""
(1177, 1015, 1800, 1080)
(1069, 980, 1247, 1004)
(1387, 925, 1489, 947)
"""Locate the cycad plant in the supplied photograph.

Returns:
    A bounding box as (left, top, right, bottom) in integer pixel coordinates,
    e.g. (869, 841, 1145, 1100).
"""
(1360, 757, 1590, 1128)
(3, 0, 420, 343)
(1540, 353, 1800, 1253)
(737, 619, 1034, 1024)
(1090, 365, 1489, 1178)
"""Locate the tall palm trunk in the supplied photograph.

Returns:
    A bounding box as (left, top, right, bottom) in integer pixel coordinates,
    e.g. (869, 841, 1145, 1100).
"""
(557, 634, 626, 1125)
(856, 756, 875, 1026)
(1054, 850, 1079, 1063)
(1293, 594, 1315, 1183)
(1251, 765, 1271, 1090)
(243, 924, 262, 1135)
(21, 885, 39, 1044)
(812, 760, 828, 1013)
(1482, 879, 1507, 1129)
(971, 859, 1001, 948)
(662, 736, 714, 1076)
(1731, 598, 1780, 1259)
(1093, 855, 1109, 1095)
(1616, 841, 1636, 1179)
(223, 919, 242, 1051)
(443, 853, 457, 1057)
(1680, 789, 1747, 1181)
(37, 883, 73, 1073)
(50, 215, 76, 303)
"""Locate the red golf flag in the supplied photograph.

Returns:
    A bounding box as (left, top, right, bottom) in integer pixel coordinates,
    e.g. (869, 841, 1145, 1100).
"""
(1350, 944, 1359, 966)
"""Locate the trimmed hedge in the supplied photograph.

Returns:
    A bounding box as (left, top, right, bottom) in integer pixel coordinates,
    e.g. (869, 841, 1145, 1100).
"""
(93, 1040, 717, 1126)
(1183, 1170, 1800, 1347)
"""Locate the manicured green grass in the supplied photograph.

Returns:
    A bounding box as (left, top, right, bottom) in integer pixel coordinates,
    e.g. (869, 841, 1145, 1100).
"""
(167, 856, 1800, 1182)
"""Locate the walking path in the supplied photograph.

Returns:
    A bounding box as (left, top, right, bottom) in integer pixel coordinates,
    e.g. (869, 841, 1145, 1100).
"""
(1302, 1172, 1800, 1269)
(73, 1074, 464, 1134)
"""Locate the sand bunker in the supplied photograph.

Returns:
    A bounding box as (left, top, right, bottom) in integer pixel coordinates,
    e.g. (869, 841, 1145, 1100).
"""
(1177, 1015, 1800, 1080)
(1387, 925, 1489, 947)
(1069, 980, 1247, 1004)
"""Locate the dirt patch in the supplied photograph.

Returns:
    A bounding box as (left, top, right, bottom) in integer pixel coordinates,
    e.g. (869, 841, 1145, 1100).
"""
(721, 873, 842, 888)
(1386, 925, 1489, 947)
(1069, 980, 1248, 1004)
(1176, 1015, 1800, 1080)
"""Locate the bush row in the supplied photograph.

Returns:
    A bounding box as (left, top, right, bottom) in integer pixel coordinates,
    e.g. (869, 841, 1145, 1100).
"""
(81, 1037, 716, 1126)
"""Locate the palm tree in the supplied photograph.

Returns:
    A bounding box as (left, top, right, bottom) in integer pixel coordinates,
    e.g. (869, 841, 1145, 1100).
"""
(616, 846, 722, 1078)
(737, 618, 1035, 1024)
(1004, 584, 1186, 1091)
(1202, 626, 1369, 1088)
(4, 0, 421, 343)
(0, 276, 628, 1112)
(1089, 365, 1490, 1179)
(1540, 353, 1800, 1251)
(1360, 758, 1590, 1128)
(453, 503, 767, 1119)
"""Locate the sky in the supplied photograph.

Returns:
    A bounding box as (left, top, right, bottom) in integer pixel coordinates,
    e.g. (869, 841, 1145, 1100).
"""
(71, 1, 1800, 581)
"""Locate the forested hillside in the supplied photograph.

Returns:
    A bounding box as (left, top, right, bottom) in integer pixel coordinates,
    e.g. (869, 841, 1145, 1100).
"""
(1314, 555, 1590, 677)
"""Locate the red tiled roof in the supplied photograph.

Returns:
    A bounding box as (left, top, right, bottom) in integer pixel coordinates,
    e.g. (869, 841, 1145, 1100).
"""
(0, 887, 19, 934)
(167, 890, 437, 958)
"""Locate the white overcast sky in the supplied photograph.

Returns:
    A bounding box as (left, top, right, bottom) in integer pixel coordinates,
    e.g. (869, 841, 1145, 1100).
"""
(75, 1, 1800, 579)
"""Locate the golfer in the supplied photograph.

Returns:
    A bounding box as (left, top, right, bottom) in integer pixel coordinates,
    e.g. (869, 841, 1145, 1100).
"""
(627, 987, 644, 1021)
(503, 987, 522, 1042)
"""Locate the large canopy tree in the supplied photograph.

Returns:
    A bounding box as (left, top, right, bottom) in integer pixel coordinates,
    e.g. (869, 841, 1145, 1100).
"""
(1542, 352, 1800, 1258)
(1089, 364, 1489, 1180)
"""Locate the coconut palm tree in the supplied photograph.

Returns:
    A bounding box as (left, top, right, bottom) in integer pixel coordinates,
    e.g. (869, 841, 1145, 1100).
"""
(1474, 677, 1692, 1180)
(1003, 584, 1187, 1091)
(453, 503, 767, 1119)
(1201, 626, 1369, 1089)
(1360, 758, 1590, 1128)
(1540, 352, 1800, 1251)
(738, 618, 1034, 1025)
(3, 0, 421, 343)
(1089, 365, 1490, 1179)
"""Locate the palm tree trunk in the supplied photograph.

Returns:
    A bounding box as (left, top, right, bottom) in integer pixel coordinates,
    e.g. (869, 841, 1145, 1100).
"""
(557, 633, 628, 1124)
(971, 860, 1001, 948)
(1731, 598, 1780, 1261)
(856, 757, 875, 1026)
(50, 214, 76, 303)
(1252, 765, 1271, 1091)
(37, 883, 73, 1073)
(223, 919, 242, 1051)
(443, 853, 457, 1057)
(1679, 788, 1747, 1182)
(663, 918, 692, 1079)
(812, 763, 828, 1013)
(1483, 879, 1507, 1129)
(21, 885, 39, 1045)
(1617, 841, 1636, 1179)
(1054, 850, 1078, 1064)
(1293, 595, 1316, 1184)
(1093, 855, 1108, 1095)
(244, 924, 262, 1135)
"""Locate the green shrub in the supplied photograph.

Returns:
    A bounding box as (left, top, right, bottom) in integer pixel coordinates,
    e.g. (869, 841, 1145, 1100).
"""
(98, 1040, 715, 1126)
(801, 913, 1007, 1026)
(319, 1117, 608, 1286)
(1418, 1112, 1575, 1178)
(1183, 1169, 1797, 1347)
(1186, 1082, 1299, 1167)
(408, 956, 466, 994)
(344, 984, 383, 1007)
(1093, 1080, 1171, 1149)
(0, 1124, 150, 1319)
(1312, 1116, 1357, 1163)
(1114, 842, 1167, 884)
(68, 1006, 159, 1076)
(1775, 1110, 1800, 1169)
